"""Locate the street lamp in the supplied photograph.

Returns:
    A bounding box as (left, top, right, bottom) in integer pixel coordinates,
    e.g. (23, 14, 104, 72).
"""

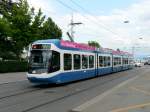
(123, 20, 143, 59)
(124, 20, 129, 23)
(132, 38, 143, 59)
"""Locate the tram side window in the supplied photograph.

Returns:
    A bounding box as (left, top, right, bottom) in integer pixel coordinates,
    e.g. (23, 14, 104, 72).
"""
(99, 56, 111, 67)
(82, 55, 88, 69)
(48, 51, 60, 73)
(124, 58, 127, 65)
(113, 57, 116, 66)
(89, 55, 94, 68)
(107, 57, 111, 66)
(103, 57, 107, 67)
(123, 58, 125, 65)
(99, 56, 103, 67)
(74, 54, 81, 70)
(104, 56, 110, 67)
(127, 58, 129, 64)
(64, 54, 72, 70)
(113, 57, 118, 66)
(118, 58, 121, 65)
(124, 58, 128, 65)
(124, 58, 126, 64)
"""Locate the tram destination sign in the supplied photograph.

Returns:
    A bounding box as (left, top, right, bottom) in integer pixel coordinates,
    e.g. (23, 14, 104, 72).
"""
(32, 44, 51, 50)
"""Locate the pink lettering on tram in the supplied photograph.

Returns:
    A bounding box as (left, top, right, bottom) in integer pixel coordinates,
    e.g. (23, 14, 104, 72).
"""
(60, 40, 96, 51)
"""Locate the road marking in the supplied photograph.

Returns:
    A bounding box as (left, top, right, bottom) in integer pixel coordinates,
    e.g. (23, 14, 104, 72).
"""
(130, 86, 150, 96)
(0, 79, 27, 85)
(71, 75, 139, 112)
(110, 102, 150, 112)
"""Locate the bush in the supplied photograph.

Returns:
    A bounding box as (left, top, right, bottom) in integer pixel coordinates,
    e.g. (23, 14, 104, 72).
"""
(0, 61, 28, 73)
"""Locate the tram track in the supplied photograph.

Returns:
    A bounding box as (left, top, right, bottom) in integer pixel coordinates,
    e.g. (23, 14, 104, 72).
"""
(0, 80, 55, 100)
(21, 68, 144, 112)
(0, 88, 42, 100)
(0, 70, 126, 101)
(0, 81, 62, 100)
(0, 67, 146, 112)
(0, 68, 140, 102)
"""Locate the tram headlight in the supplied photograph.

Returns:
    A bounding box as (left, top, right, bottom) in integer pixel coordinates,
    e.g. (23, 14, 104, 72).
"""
(32, 70, 36, 74)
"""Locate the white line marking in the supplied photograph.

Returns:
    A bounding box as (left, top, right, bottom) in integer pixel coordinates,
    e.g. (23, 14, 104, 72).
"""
(71, 75, 139, 112)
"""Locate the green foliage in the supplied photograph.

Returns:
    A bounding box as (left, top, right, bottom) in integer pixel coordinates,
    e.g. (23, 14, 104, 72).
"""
(30, 8, 45, 41)
(88, 41, 101, 48)
(41, 17, 62, 39)
(8, 0, 32, 58)
(0, 17, 15, 60)
(0, 61, 28, 73)
(0, 0, 62, 60)
(0, 0, 13, 18)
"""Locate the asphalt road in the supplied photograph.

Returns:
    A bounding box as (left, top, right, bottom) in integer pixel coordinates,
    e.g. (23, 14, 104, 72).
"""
(0, 66, 149, 112)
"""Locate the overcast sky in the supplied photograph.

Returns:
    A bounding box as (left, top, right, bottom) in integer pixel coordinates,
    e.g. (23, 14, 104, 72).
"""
(27, 0, 150, 57)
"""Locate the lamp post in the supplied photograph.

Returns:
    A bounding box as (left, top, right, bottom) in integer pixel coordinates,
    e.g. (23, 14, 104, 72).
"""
(123, 20, 143, 59)
(132, 38, 143, 60)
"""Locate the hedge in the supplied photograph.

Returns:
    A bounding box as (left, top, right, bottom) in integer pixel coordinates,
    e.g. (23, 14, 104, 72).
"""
(0, 61, 28, 73)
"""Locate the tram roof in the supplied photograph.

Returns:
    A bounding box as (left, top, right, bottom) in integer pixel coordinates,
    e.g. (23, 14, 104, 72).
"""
(33, 39, 132, 56)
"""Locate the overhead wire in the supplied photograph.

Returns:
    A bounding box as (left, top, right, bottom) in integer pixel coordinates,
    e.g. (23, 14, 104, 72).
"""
(56, 0, 124, 38)
(55, 0, 102, 38)
(55, 0, 105, 39)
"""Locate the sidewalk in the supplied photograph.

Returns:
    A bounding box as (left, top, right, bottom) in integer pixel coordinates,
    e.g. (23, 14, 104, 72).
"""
(0, 72, 27, 84)
(71, 69, 150, 112)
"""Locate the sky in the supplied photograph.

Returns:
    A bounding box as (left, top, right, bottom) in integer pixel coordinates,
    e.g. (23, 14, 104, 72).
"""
(27, 0, 150, 58)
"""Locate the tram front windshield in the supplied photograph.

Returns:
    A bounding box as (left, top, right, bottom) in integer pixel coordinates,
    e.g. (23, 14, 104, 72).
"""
(28, 50, 60, 74)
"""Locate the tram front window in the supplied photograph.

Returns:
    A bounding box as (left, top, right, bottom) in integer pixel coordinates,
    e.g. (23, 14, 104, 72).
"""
(28, 50, 60, 74)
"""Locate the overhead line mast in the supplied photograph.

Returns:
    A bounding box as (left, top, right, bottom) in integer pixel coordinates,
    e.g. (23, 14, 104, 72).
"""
(67, 14, 83, 42)
(56, 0, 125, 41)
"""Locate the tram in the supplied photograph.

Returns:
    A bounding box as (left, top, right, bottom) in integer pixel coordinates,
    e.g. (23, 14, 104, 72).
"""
(27, 39, 133, 84)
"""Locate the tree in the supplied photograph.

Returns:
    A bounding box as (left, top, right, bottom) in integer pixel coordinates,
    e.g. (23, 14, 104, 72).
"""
(117, 48, 120, 51)
(0, 0, 62, 59)
(9, 0, 32, 58)
(41, 17, 62, 39)
(0, 17, 16, 60)
(0, 0, 13, 17)
(30, 8, 45, 41)
(88, 41, 101, 48)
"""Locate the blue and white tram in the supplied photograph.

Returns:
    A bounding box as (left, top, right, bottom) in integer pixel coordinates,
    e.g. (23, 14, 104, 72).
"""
(27, 39, 133, 84)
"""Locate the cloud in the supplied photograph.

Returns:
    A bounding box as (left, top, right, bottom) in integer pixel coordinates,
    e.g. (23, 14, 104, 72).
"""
(28, 0, 150, 56)
(27, 0, 56, 14)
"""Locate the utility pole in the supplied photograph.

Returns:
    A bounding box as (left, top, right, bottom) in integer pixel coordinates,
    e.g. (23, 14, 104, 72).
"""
(67, 14, 83, 42)
(132, 46, 135, 59)
(70, 14, 74, 39)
